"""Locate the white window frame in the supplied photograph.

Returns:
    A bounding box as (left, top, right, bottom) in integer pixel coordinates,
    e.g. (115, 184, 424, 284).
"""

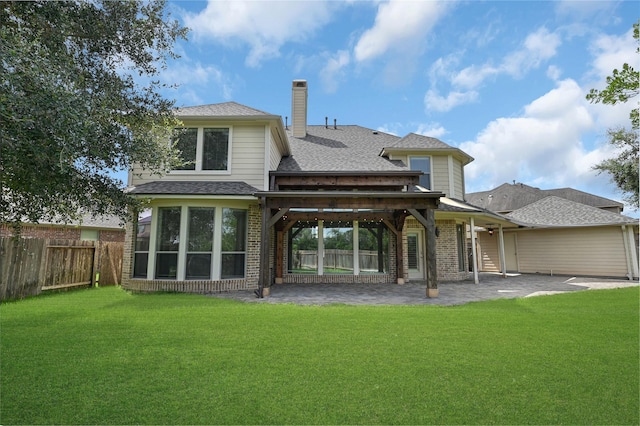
(143, 203, 247, 281)
(408, 155, 432, 190)
(170, 126, 233, 175)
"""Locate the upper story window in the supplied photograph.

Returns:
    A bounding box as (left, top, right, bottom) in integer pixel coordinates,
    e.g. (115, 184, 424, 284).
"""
(409, 156, 431, 190)
(172, 127, 231, 172)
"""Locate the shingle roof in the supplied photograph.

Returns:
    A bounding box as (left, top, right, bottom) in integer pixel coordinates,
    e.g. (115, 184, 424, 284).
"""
(387, 133, 452, 149)
(128, 181, 259, 196)
(466, 183, 623, 213)
(38, 213, 124, 229)
(278, 125, 408, 172)
(176, 102, 275, 117)
(506, 196, 636, 227)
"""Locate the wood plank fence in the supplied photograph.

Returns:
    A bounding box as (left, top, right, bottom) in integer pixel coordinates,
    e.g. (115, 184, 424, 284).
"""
(0, 238, 123, 302)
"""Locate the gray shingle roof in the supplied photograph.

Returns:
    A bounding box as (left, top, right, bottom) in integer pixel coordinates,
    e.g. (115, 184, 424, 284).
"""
(388, 133, 452, 149)
(176, 102, 276, 117)
(129, 181, 259, 196)
(466, 183, 623, 213)
(506, 196, 636, 227)
(278, 125, 408, 172)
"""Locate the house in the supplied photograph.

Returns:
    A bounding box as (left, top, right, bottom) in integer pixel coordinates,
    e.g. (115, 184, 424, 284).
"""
(467, 183, 639, 279)
(0, 213, 125, 242)
(120, 80, 516, 297)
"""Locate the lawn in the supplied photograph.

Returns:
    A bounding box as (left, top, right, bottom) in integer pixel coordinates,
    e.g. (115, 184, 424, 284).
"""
(1, 286, 638, 425)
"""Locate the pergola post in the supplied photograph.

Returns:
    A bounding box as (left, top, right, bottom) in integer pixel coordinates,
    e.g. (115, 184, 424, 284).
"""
(470, 217, 479, 284)
(424, 208, 438, 298)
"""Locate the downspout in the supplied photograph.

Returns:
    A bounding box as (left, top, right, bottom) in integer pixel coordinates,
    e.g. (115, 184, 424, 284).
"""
(498, 224, 506, 278)
(470, 217, 479, 284)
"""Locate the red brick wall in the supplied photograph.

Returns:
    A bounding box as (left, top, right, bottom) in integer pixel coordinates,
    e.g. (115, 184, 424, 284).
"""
(0, 224, 124, 242)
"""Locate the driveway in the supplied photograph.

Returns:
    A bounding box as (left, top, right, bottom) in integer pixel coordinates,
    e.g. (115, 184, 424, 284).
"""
(213, 273, 639, 306)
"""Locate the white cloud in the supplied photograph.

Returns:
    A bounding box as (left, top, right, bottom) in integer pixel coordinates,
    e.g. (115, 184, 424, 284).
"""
(354, 0, 451, 62)
(320, 50, 351, 93)
(184, 1, 335, 67)
(424, 89, 478, 113)
(415, 122, 447, 138)
(460, 79, 599, 191)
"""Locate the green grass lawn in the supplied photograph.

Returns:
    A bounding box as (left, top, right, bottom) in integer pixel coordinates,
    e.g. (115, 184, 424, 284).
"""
(1, 286, 638, 425)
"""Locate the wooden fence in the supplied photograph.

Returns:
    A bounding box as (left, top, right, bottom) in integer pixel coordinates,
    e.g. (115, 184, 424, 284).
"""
(0, 238, 123, 302)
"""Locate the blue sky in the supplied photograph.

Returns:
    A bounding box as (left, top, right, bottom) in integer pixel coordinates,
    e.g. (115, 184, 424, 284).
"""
(139, 0, 638, 214)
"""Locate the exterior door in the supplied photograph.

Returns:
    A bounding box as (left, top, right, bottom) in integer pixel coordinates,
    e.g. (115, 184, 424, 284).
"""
(407, 230, 425, 280)
(504, 233, 519, 272)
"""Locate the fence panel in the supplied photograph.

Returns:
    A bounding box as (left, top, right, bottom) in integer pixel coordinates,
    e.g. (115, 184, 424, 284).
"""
(1, 238, 125, 301)
(42, 240, 95, 290)
(96, 242, 124, 286)
(0, 238, 46, 300)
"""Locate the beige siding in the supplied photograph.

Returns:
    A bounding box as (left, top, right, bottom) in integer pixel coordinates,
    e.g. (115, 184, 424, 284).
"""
(479, 227, 630, 278)
(131, 123, 266, 189)
(452, 157, 464, 199)
(431, 156, 449, 195)
(269, 127, 283, 171)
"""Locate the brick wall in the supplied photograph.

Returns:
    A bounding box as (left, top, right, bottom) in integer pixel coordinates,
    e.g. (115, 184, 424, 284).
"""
(0, 224, 124, 242)
(404, 217, 469, 282)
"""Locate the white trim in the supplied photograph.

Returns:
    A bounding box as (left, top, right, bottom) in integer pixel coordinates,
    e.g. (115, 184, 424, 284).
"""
(318, 220, 324, 275)
(353, 220, 360, 275)
(470, 217, 479, 284)
(147, 206, 158, 280)
(177, 206, 188, 280)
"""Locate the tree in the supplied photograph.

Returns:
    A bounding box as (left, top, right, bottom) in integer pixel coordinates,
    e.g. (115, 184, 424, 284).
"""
(0, 0, 188, 231)
(586, 21, 639, 209)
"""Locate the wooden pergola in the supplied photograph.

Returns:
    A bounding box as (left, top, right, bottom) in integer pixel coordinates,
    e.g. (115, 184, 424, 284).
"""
(255, 171, 444, 298)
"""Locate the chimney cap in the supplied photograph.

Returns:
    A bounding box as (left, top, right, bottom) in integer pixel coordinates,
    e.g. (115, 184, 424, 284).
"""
(293, 80, 307, 88)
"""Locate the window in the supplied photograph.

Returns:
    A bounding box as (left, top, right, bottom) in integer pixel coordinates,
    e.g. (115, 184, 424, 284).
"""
(221, 208, 247, 279)
(456, 224, 466, 272)
(186, 208, 215, 280)
(80, 229, 98, 241)
(172, 127, 230, 172)
(155, 207, 181, 279)
(173, 128, 197, 170)
(409, 156, 431, 190)
(133, 220, 150, 278)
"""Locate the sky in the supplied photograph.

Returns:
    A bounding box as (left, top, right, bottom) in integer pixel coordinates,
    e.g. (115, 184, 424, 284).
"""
(137, 0, 638, 215)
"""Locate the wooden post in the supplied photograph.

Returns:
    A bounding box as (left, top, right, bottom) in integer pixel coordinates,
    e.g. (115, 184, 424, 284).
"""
(498, 224, 506, 278)
(275, 230, 283, 284)
(424, 209, 438, 298)
(258, 200, 272, 297)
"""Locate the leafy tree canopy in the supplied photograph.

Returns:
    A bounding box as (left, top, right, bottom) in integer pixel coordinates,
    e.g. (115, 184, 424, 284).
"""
(0, 0, 188, 230)
(586, 21, 639, 209)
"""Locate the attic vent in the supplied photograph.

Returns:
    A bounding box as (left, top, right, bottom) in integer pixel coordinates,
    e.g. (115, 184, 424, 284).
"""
(372, 131, 378, 135)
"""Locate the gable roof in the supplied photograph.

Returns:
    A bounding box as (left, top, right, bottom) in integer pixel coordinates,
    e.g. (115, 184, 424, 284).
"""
(506, 196, 636, 227)
(278, 125, 408, 172)
(380, 133, 474, 165)
(175, 101, 275, 118)
(466, 182, 624, 213)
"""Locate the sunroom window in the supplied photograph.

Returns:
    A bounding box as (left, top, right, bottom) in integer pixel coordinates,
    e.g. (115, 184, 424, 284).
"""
(186, 208, 215, 280)
(221, 208, 247, 279)
(155, 207, 181, 279)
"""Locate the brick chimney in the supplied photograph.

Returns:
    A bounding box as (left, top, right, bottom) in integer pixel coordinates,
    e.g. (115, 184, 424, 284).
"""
(291, 80, 307, 138)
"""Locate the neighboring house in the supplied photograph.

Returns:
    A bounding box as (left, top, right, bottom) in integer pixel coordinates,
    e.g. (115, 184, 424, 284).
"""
(467, 183, 639, 279)
(0, 213, 125, 242)
(121, 80, 509, 297)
